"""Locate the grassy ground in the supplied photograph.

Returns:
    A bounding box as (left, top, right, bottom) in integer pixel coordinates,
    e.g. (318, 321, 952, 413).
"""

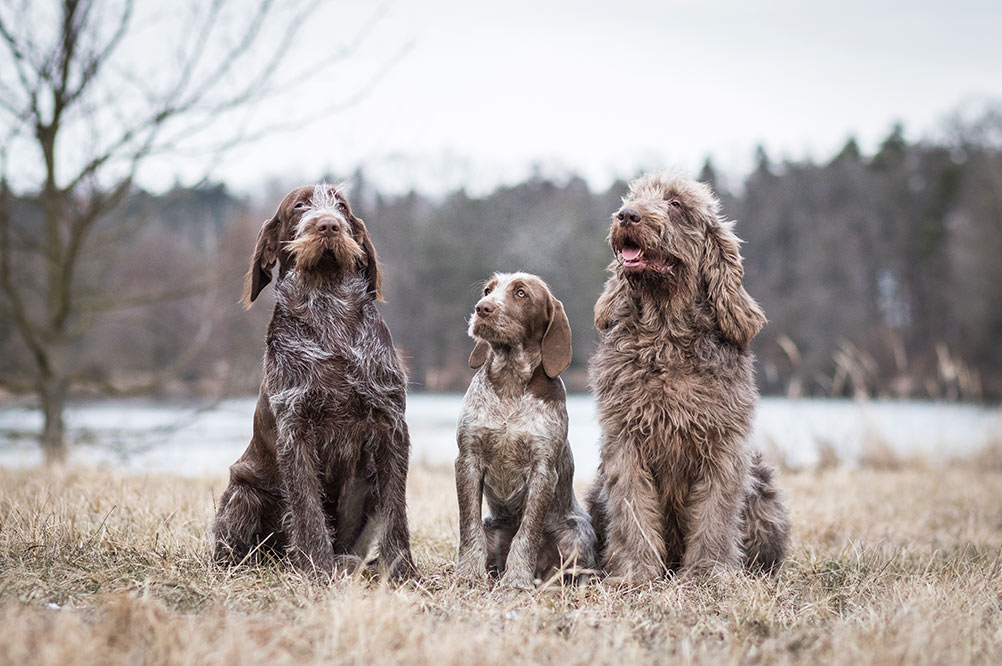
(1, 456, 1001, 665)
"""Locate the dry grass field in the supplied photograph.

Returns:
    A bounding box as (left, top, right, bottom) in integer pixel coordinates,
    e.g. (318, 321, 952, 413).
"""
(1, 449, 1001, 665)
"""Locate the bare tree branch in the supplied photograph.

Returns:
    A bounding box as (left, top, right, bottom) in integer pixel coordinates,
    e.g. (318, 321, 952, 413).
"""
(75, 276, 225, 315)
(0, 0, 404, 462)
(0, 8, 43, 125)
(0, 179, 49, 376)
(61, 1, 134, 110)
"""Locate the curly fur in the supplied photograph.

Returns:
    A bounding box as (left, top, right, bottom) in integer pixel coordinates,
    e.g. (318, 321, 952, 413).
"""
(585, 171, 789, 581)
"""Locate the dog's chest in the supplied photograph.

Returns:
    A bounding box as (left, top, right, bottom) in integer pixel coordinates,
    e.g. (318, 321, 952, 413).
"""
(460, 385, 558, 500)
(267, 286, 403, 417)
(593, 328, 756, 469)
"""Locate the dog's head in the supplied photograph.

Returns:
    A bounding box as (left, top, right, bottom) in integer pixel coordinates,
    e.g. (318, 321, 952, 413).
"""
(467, 272, 572, 379)
(241, 183, 382, 305)
(602, 171, 765, 346)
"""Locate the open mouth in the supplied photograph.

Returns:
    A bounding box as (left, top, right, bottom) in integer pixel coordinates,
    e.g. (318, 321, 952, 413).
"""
(621, 241, 646, 270)
(617, 240, 672, 275)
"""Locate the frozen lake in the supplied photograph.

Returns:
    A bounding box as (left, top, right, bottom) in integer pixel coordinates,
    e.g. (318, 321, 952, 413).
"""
(1, 395, 999, 478)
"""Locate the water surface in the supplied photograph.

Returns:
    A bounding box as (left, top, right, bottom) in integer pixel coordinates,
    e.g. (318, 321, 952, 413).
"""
(1, 395, 999, 478)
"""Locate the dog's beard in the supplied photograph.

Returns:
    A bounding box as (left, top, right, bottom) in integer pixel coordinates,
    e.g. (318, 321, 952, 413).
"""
(623, 257, 703, 317)
(286, 233, 364, 272)
(469, 315, 521, 347)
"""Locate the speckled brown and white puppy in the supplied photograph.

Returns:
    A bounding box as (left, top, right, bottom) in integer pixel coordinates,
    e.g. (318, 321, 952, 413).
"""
(586, 171, 789, 583)
(212, 183, 416, 581)
(455, 272, 596, 589)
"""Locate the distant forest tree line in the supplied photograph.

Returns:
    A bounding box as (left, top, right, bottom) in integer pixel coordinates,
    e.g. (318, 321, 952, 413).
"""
(2, 111, 1000, 401)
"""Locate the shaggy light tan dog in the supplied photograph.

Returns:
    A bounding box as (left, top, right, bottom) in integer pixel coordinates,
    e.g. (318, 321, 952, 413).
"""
(585, 171, 789, 582)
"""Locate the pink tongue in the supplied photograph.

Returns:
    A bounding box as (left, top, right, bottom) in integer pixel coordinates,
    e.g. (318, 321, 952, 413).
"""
(622, 246, 642, 261)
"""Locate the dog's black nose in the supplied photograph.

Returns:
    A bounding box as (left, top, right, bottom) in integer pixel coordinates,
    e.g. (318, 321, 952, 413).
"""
(316, 219, 340, 235)
(617, 208, 642, 225)
(476, 302, 495, 317)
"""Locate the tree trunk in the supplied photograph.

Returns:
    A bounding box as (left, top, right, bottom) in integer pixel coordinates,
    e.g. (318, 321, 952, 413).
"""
(40, 379, 68, 465)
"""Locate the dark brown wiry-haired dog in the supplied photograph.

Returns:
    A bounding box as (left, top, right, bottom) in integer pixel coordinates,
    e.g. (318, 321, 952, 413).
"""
(585, 171, 789, 582)
(455, 273, 596, 589)
(212, 183, 416, 580)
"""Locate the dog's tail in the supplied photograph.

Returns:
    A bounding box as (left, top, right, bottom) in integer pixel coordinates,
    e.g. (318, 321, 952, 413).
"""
(742, 451, 790, 574)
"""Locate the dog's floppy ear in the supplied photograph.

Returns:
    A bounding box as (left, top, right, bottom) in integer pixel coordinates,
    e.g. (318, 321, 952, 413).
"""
(241, 213, 282, 307)
(702, 220, 766, 347)
(541, 295, 572, 378)
(469, 340, 490, 369)
(351, 216, 383, 302)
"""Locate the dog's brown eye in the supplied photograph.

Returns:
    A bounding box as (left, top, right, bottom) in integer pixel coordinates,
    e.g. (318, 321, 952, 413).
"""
(336, 202, 347, 212)
(515, 288, 526, 298)
(670, 200, 682, 208)
(483, 287, 492, 296)
(294, 202, 308, 210)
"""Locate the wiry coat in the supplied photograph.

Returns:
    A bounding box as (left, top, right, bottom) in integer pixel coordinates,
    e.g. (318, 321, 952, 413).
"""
(586, 172, 789, 581)
(212, 184, 415, 580)
(455, 273, 596, 589)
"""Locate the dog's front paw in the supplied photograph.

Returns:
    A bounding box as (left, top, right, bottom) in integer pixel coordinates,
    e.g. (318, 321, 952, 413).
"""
(604, 560, 660, 587)
(290, 549, 337, 581)
(681, 561, 738, 584)
(455, 545, 488, 580)
(499, 568, 535, 591)
(455, 556, 487, 581)
(602, 573, 658, 590)
(211, 539, 245, 566)
(386, 554, 421, 582)
(332, 554, 365, 576)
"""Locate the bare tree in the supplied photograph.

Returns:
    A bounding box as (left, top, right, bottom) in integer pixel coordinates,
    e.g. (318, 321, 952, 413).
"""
(0, 0, 395, 463)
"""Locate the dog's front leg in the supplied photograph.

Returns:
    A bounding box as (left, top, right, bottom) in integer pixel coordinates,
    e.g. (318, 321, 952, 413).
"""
(276, 422, 336, 578)
(602, 441, 667, 583)
(454, 446, 487, 580)
(681, 453, 746, 578)
(501, 455, 557, 590)
(375, 422, 417, 580)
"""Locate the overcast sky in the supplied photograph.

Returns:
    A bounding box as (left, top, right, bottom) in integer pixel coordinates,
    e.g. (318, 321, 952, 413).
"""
(161, 0, 1002, 195)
